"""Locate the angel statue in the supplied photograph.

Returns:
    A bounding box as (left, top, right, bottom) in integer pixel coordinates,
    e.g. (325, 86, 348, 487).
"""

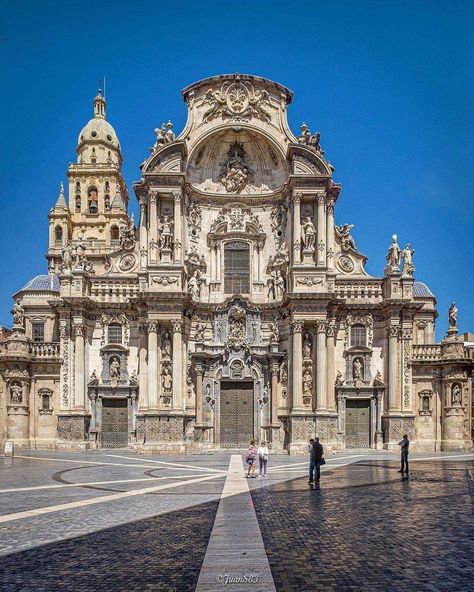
(401, 244, 415, 276)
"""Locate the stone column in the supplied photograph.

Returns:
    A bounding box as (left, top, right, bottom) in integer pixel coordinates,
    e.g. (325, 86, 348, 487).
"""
(326, 200, 335, 271)
(139, 199, 148, 248)
(316, 194, 326, 267)
(271, 363, 279, 424)
(73, 322, 85, 409)
(216, 244, 222, 282)
(149, 193, 158, 264)
(59, 322, 71, 411)
(173, 192, 182, 262)
(195, 363, 204, 426)
(172, 320, 183, 411)
(292, 193, 301, 264)
(387, 326, 399, 410)
(316, 320, 327, 410)
(291, 320, 304, 410)
(326, 322, 336, 410)
(138, 323, 148, 410)
(147, 321, 159, 409)
(400, 328, 413, 412)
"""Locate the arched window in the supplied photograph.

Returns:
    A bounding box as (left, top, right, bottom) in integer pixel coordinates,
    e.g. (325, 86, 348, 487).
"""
(75, 195, 81, 212)
(105, 181, 110, 192)
(88, 187, 98, 214)
(110, 225, 119, 244)
(75, 181, 81, 192)
(55, 226, 63, 245)
(108, 323, 122, 344)
(224, 241, 250, 294)
(351, 324, 366, 347)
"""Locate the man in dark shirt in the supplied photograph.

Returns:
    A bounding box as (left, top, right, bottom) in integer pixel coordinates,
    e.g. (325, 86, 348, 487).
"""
(308, 438, 315, 483)
(312, 437, 324, 484)
(398, 434, 409, 474)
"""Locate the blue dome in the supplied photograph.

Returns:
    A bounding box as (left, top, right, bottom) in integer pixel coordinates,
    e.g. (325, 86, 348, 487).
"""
(413, 281, 435, 298)
(19, 274, 60, 293)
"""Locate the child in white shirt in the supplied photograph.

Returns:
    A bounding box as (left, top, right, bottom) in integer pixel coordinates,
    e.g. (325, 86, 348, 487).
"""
(257, 441, 269, 477)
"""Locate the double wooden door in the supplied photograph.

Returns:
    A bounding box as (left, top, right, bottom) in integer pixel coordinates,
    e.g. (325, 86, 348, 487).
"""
(345, 399, 371, 448)
(220, 381, 254, 448)
(102, 398, 128, 448)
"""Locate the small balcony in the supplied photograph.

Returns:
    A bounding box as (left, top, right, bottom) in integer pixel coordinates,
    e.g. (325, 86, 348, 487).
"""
(29, 342, 60, 359)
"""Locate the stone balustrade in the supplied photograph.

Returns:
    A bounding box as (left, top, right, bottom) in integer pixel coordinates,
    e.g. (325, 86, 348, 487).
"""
(29, 342, 60, 358)
(412, 344, 441, 361)
(90, 280, 139, 302)
(334, 280, 383, 300)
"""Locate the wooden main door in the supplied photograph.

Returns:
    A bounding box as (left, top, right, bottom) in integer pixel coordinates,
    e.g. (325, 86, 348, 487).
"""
(102, 398, 128, 448)
(220, 381, 254, 448)
(345, 399, 371, 448)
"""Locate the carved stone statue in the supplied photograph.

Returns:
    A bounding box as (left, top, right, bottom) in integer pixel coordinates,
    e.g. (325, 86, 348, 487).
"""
(401, 244, 415, 276)
(12, 301, 24, 327)
(303, 369, 313, 397)
(61, 241, 74, 273)
(353, 358, 363, 381)
(219, 142, 253, 193)
(162, 331, 172, 360)
(274, 269, 285, 297)
(119, 215, 136, 250)
(74, 235, 86, 267)
(303, 332, 312, 360)
(109, 357, 120, 380)
(386, 234, 401, 271)
(302, 216, 316, 250)
(9, 383, 23, 404)
(448, 302, 458, 328)
(195, 322, 206, 342)
(87, 370, 99, 386)
(297, 123, 324, 154)
(335, 370, 344, 387)
(153, 121, 175, 149)
(268, 322, 279, 344)
(162, 366, 172, 394)
(452, 384, 462, 406)
(188, 270, 203, 299)
(336, 224, 356, 252)
(159, 216, 174, 250)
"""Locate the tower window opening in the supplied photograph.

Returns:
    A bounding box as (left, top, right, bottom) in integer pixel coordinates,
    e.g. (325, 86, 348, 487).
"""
(224, 241, 250, 294)
(88, 187, 98, 214)
(55, 226, 63, 245)
(111, 225, 119, 244)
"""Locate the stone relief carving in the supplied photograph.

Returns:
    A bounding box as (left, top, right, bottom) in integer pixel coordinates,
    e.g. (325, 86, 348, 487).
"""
(210, 205, 263, 234)
(152, 276, 179, 287)
(228, 304, 246, 348)
(194, 321, 206, 342)
(335, 224, 356, 252)
(353, 358, 363, 382)
(268, 321, 279, 344)
(119, 215, 136, 251)
(187, 200, 202, 242)
(202, 80, 271, 123)
(152, 121, 176, 150)
(270, 203, 287, 247)
(451, 383, 462, 406)
(188, 270, 204, 299)
(296, 276, 323, 286)
(267, 269, 285, 300)
(9, 382, 23, 404)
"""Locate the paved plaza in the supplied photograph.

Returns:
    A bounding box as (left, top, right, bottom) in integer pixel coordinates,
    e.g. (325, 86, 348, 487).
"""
(0, 450, 473, 592)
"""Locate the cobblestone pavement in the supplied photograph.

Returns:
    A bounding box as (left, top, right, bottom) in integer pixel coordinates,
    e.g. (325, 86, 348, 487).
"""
(0, 451, 473, 591)
(251, 458, 474, 592)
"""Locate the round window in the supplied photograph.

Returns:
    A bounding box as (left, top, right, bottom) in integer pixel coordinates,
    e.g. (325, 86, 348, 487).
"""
(91, 131, 97, 138)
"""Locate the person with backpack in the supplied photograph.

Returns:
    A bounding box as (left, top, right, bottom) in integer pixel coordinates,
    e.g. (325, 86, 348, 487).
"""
(245, 439, 257, 478)
(257, 440, 269, 477)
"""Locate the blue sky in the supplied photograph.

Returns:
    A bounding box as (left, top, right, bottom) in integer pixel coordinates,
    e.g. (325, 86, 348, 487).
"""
(0, 0, 472, 338)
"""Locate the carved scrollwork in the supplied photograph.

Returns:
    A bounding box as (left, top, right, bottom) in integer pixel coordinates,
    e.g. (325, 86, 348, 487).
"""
(202, 80, 271, 123)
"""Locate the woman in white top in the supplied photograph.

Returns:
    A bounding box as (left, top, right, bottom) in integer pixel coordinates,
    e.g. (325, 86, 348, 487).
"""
(257, 441, 269, 477)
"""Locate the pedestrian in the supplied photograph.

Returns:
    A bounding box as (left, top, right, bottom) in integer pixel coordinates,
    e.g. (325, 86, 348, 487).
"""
(245, 439, 257, 478)
(258, 440, 269, 478)
(398, 433, 409, 474)
(312, 437, 324, 485)
(308, 438, 315, 483)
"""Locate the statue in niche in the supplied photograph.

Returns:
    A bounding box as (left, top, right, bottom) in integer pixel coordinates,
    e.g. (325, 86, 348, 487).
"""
(159, 216, 174, 250)
(161, 366, 172, 395)
(386, 234, 401, 271)
(353, 359, 363, 381)
(195, 321, 206, 342)
(267, 270, 281, 300)
(302, 216, 316, 250)
(109, 357, 121, 381)
(215, 321, 223, 342)
(336, 224, 356, 252)
(12, 301, 24, 327)
(251, 321, 258, 342)
(10, 383, 23, 404)
(452, 384, 462, 406)
(280, 362, 288, 387)
(74, 235, 86, 267)
(228, 305, 246, 345)
(61, 242, 74, 273)
(303, 332, 312, 360)
(162, 331, 172, 360)
(448, 302, 458, 328)
(401, 244, 415, 276)
(188, 270, 203, 299)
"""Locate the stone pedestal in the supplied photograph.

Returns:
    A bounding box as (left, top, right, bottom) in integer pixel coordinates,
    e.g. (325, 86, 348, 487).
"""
(160, 248, 172, 264)
(56, 413, 91, 449)
(302, 248, 314, 266)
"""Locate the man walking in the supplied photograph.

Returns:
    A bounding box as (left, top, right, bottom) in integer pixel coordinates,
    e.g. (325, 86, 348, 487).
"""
(312, 437, 324, 484)
(398, 433, 409, 474)
(308, 438, 315, 483)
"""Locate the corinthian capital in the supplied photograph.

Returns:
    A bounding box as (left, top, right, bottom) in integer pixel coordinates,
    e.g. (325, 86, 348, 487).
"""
(173, 191, 182, 203)
(317, 194, 325, 206)
(386, 326, 399, 338)
(147, 320, 159, 333)
(73, 324, 85, 337)
(171, 319, 183, 333)
(291, 320, 304, 333)
(316, 320, 326, 334)
(291, 192, 302, 206)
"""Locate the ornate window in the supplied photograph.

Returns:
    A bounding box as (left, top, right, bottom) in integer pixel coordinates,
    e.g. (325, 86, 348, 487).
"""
(38, 388, 53, 413)
(224, 241, 250, 294)
(32, 322, 44, 342)
(55, 226, 63, 245)
(351, 324, 366, 347)
(88, 187, 98, 214)
(108, 323, 122, 345)
(418, 390, 433, 415)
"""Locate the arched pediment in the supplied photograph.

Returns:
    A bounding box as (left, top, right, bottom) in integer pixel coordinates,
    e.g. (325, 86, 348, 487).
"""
(141, 142, 186, 174)
(289, 145, 333, 176)
(187, 128, 288, 195)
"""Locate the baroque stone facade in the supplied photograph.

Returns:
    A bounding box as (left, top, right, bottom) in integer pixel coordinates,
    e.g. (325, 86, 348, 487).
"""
(0, 75, 472, 453)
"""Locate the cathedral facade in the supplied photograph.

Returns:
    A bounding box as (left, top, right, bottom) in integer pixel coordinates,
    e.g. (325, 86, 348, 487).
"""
(0, 74, 472, 453)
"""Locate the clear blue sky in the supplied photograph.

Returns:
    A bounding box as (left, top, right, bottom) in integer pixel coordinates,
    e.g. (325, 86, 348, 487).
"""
(0, 0, 472, 339)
